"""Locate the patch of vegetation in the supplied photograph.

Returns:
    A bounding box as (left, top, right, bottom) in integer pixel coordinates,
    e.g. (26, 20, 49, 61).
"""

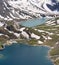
(0, 27, 17, 39)
(44, 35, 59, 47)
(54, 59, 59, 65)
(16, 39, 27, 44)
(44, 40, 56, 47)
(50, 48, 59, 56)
(27, 39, 38, 45)
(51, 35, 59, 41)
(28, 28, 42, 36)
(36, 24, 59, 33)
(0, 42, 4, 49)
(36, 24, 53, 30)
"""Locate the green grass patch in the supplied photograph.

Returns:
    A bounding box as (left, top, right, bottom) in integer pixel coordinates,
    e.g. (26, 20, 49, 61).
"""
(44, 40, 56, 47)
(54, 59, 59, 65)
(27, 39, 38, 45)
(50, 48, 59, 56)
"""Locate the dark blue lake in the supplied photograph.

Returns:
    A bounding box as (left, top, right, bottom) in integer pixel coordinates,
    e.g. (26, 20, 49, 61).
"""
(0, 43, 53, 65)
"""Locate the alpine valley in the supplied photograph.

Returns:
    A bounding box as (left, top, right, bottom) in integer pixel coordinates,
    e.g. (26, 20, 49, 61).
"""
(0, 0, 59, 65)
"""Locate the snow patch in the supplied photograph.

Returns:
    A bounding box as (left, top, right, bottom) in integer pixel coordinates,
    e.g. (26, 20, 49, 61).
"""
(42, 35, 52, 40)
(21, 31, 29, 39)
(31, 33, 40, 39)
(0, 22, 4, 27)
(14, 33, 20, 37)
(0, 33, 4, 36)
(37, 40, 43, 44)
(20, 27, 25, 31)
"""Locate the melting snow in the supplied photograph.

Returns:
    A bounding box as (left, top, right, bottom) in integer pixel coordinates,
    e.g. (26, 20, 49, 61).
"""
(31, 33, 40, 39)
(21, 31, 29, 39)
(14, 33, 20, 37)
(37, 40, 43, 44)
(20, 27, 25, 31)
(0, 22, 4, 27)
(0, 33, 4, 36)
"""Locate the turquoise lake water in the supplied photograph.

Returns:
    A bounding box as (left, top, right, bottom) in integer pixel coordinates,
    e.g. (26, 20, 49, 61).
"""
(0, 44, 53, 65)
(20, 17, 49, 27)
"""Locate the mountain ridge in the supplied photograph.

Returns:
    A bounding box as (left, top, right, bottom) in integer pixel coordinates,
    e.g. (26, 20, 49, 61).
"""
(0, 0, 59, 21)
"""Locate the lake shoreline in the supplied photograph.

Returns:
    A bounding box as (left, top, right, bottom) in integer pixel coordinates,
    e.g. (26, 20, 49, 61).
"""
(0, 40, 55, 65)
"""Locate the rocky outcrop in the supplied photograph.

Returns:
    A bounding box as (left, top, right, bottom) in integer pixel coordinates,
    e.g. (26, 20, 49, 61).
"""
(0, 0, 59, 22)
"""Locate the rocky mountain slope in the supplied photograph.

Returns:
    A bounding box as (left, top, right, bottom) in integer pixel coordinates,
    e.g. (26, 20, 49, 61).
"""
(0, 0, 59, 45)
(0, 0, 59, 44)
(0, 1, 59, 65)
(0, 0, 59, 21)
